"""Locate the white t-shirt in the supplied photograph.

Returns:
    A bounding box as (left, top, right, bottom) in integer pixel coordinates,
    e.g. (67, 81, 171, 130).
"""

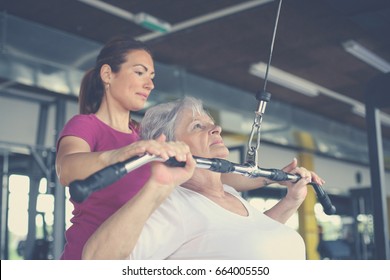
(130, 185, 306, 260)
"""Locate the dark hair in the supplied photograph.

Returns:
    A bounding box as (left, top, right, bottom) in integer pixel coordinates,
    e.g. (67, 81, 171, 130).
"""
(78, 35, 152, 115)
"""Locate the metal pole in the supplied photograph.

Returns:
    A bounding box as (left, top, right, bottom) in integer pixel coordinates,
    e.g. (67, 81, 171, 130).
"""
(365, 73, 390, 259)
(0, 150, 9, 259)
(52, 99, 66, 259)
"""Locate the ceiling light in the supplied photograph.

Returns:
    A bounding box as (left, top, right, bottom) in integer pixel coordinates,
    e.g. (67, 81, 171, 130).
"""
(77, 0, 135, 21)
(77, 0, 171, 33)
(342, 40, 390, 73)
(78, 0, 273, 41)
(352, 104, 365, 117)
(249, 62, 319, 97)
(249, 61, 390, 127)
(134, 13, 172, 33)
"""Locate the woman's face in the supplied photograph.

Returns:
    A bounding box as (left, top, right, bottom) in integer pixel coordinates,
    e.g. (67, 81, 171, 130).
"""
(175, 109, 229, 159)
(106, 49, 155, 112)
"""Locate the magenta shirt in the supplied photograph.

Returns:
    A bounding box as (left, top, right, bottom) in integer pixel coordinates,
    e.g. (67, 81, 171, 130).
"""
(57, 114, 151, 259)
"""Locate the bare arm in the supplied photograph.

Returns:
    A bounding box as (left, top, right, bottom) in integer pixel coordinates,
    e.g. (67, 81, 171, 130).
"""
(265, 158, 325, 223)
(82, 153, 196, 260)
(221, 158, 305, 192)
(221, 173, 271, 191)
(82, 177, 174, 259)
(223, 169, 306, 223)
(263, 188, 306, 224)
(56, 134, 181, 186)
(56, 136, 109, 186)
(222, 158, 325, 223)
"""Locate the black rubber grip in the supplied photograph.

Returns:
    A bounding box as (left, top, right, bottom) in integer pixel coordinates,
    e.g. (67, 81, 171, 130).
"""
(69, 162, 127, 203)
(164, 157, 186, 167)
(310, 183, 336, 215)
(165, 156, 235, 173)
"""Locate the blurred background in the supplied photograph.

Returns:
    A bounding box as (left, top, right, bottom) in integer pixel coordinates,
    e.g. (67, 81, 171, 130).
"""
(0, 0, 389, 260)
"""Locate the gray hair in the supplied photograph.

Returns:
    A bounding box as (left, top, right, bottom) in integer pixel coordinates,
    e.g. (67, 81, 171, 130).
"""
(140, 96, 210, 141)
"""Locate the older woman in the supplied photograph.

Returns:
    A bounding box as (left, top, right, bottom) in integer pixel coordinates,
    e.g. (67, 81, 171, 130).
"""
(82, 96, 320, 259)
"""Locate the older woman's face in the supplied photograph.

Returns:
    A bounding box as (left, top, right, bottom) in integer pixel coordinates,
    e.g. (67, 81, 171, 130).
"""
(175, 109, 229, 159)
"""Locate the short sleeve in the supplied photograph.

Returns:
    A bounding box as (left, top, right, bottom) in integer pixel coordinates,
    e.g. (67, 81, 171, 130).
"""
(56, 114, 98, 152)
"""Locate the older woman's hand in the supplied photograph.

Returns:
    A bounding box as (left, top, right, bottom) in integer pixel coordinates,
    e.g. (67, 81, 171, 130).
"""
(137, 138, 196, 202)
(279, 158, 325, 204)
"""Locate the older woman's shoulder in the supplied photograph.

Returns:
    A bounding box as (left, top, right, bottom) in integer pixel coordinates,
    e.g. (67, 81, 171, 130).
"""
(222, 184, 241, 196)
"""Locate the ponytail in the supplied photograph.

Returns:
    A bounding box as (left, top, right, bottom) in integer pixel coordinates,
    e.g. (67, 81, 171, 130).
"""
(78, 68, 104, 114)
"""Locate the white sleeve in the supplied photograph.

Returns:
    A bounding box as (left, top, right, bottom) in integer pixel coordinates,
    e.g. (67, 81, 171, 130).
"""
(129, 190, 186, 260)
